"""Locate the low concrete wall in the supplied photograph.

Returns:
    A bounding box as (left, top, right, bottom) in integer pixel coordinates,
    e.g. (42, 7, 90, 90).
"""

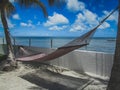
(18, 46, 113, 78)
(48, 50, 113, 78)
(0, 44, 7, 55)
(0, 45, 113, 78)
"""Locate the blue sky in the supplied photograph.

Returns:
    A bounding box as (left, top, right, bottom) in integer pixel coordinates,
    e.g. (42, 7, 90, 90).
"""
(0, 0, 118, 37)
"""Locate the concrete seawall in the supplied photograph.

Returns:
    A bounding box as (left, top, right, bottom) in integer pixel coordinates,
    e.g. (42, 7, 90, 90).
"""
(47, 49, 113, 79)
(52, 50, 113, 78)
(0, 45, 114, 79)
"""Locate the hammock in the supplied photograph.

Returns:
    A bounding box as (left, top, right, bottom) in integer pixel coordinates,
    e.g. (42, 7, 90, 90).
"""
(16, 7, 118, 62)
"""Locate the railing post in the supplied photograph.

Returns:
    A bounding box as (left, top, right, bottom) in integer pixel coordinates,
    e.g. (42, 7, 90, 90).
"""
(29, 38, 31, 47)
(14, 38, 15, 46)
(50, 38, 53, 48)
(85, 40, 87, 50)
(3, 38, 4, 44)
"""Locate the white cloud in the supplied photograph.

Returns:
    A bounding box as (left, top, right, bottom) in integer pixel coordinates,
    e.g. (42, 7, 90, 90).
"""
(7, 19, 15, 28)
(44, 12, 69, 26)
(70, 25, 85, 32)
(99, 22, 110, 29)
(20, 20, 34, 28)
(12, 14, 20, 20)
(69, 8, 114, 32)
(65, 0, 116, 32)
(49, 25, 68, 31)
(20, 22, 27, 27)
(102, 10, 118, 22)
(66, 0, 85, 12)
(70, 10, 99, 32)
(0, 19, 15, 28)
(83, 10, 98, 25)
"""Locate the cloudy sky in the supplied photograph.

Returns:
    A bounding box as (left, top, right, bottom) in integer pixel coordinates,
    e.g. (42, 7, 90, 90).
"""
(0, 0, 118, 37)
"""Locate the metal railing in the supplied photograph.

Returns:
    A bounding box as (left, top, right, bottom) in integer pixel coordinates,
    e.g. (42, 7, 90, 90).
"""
(0, 37, 115, 53)
(0, 37, 55, 48)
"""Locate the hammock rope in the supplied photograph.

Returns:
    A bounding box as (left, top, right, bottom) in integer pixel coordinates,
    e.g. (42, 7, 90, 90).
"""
(15, 6, 118, 62)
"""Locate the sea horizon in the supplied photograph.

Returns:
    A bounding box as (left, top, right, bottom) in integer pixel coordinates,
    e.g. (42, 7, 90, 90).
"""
(0, 36, 116, 54)
(0, 36, 116, 39)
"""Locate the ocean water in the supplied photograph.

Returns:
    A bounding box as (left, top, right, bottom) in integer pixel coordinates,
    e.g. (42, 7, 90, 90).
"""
(0, 37, 116, 54)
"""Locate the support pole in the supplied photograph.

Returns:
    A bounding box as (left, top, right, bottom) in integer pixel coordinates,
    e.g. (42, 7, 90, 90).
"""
(29, 38, 31, 47)
(51, 38, 53, 48)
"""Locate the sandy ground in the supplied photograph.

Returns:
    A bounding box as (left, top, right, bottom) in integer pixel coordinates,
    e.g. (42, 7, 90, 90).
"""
(0, 62, 107, 90)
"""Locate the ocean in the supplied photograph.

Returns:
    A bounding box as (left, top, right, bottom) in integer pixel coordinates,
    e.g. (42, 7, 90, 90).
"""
(0, 37, 116, 54)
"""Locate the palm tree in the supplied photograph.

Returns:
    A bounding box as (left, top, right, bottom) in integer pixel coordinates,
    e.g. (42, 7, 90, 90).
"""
(107, 0, 120, 90)
(0, 0, 58, 70)
(0, 0, 17, 69)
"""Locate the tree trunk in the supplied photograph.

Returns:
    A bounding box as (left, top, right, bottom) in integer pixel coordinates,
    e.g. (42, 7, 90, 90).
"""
(0, 9, 17, 68)
(107, 2, 120, 90)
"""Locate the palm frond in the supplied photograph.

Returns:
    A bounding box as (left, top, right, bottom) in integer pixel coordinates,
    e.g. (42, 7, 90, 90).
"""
(48, 0, 55, 6)
(16, 0, 48, 17)
(5, 2, 16, 17)
(48, 0, 65, 7)
(36, 1, 48, 17)
(0, 0, 9, 10)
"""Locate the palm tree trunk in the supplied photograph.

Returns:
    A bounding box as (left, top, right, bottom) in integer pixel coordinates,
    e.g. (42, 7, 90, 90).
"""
(0, 9, 16, 66)
(107, 1, 120, 90)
